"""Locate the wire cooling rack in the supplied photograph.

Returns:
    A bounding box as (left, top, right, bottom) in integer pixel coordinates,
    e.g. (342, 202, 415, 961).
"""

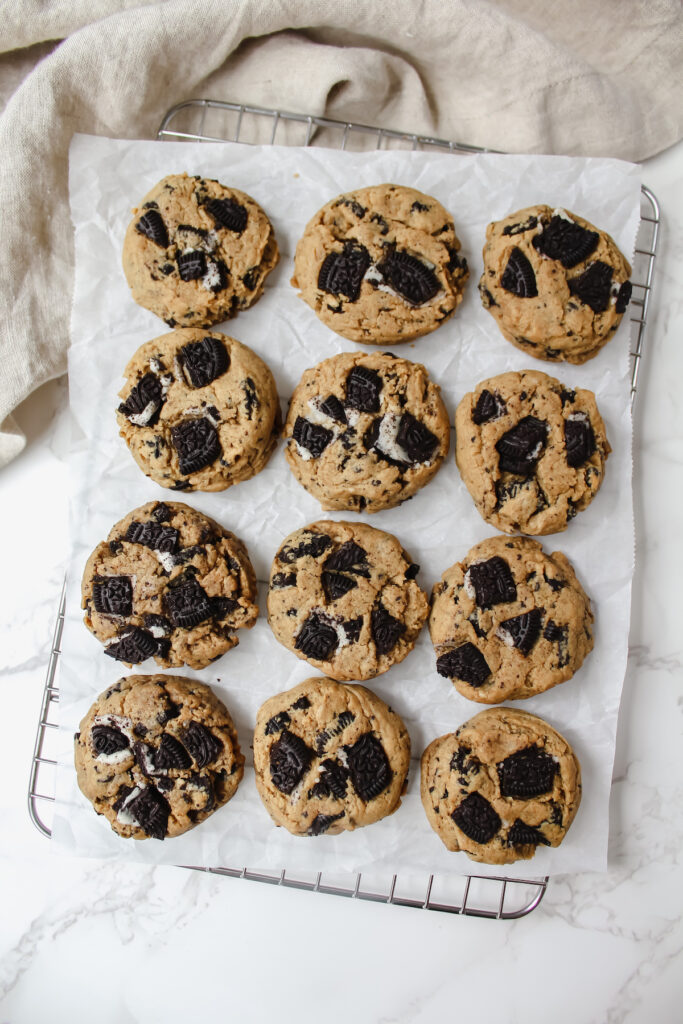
(28, 100, 661, 922)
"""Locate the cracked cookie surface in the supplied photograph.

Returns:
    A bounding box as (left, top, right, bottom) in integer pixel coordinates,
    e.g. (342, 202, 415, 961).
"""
(82, 501, 258, 670)
(116, 328, 281, 491)
(292, 183, 468, 344)
(122, 173, 278, 327)
(267, 520, 429, 680)
(455, 369, 610, 535)
(479, 204, 632, 364)
(421, 707, 581, 864)
(74, 674, 244, 840)
(429, 535, 593, 703)
(253, 676, 410, 836)
(284, 351, 450, 512)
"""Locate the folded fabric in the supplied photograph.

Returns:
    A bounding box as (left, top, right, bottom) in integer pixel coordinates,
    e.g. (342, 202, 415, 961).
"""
(1, 0, 681, 466)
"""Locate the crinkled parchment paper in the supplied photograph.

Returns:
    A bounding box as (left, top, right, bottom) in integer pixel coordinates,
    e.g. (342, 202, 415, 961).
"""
(52, 134, 641, 879)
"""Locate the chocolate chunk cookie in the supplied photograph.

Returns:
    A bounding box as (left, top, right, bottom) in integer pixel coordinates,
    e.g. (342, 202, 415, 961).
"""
(74, 674, 244, 840)
(253, 676, 410, 836)
(116, 329, 281, 491)
(455, 370, 610, 534)
(82, 502, 258, 670)
(267, 521, 429, 681)
(421, 707, 581, 864)
(479, 204, 632, 364)
(122, 173, 279, 327)
(429, 535, 593, 702)
(292, 183, 468, 344)
(284, 351, 450, 512)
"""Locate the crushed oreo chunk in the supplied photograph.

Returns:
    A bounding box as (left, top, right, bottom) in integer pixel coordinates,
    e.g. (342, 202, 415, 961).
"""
(452, 792, 501, 844)
(105, 627, 160, 664)
(496, 416, 547, 475)
(346, 733, 391, 801)
(269, 729, 314, 794)
(377, 249, 440, 305)
(292, 416, 333, 458)
(154, 733, 192, 771)
(395, 411, 439, 463)
(615, 280, 632, 314)
(500, 247, 537, 297)
(171, 417, 221, 475)
(467, 557, 517, 608)
(125, 521, 179, 553)
(498, 746, 558, 798)
(205, 197, 247, 234)
(180, 336, 229, 388)
(135, 209, 169, 248)
(182, 721, 223, 768)
(568, 260, 613, 313)
(345, 365, 382, 413)
(321, 571, 358, 602)
(564, 415, 596, 467)
(318, 394, 347, 423)
(498, 609, 543, 655)
(92, 576, 133, 617)
(318, 241, 371, 301)
(472, 389, 506, 425)
(176, 250, 206, 281)
(295, 612, 338, 661)
(533, 215, 599, 268)
(118, 373, 164, 427)
(308, 812, 345, 836)
(164, 572, 213, 629)
(436, 643, 490, 687)
(507, 819, 551, 847)
(309, 758, 350, 799)
(264, 711, 291, 736)
(278, 532, 332, 564)
(92, 725, 129, 757)
(371, 603, 405, 656)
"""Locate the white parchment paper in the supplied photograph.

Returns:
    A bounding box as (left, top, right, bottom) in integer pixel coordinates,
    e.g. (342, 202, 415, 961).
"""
(53, 135, 641, 879)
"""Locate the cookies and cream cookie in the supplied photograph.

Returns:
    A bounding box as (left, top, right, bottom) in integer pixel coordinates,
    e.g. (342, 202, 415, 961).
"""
(455, 369, 610, 535)
(283, 351, 450, 512)
(267, 520, 429, 681)
(74, 674, 244, 840)
(429, 535, 593, 703)
(116, 329, 281, 491)
(253, 677, 410, 836)
(421, 707, 582, 864)
(81, 501, 258, 670)
(122, 173, 278, 327)
(479, 204, 632, 363)
(292, 183, 468, 344)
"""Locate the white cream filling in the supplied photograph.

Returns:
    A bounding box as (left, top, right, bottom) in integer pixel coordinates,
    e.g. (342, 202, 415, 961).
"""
(567, 411, 589, 424)
(201, 260, 223, 292)
(92, 714, 134, 763)
(116, 786, 143, 826)
(552, 207, 574, 223)
(293, 440, 313, 462)
(149, 358, 163, 374)
(345, 408, 361, 428)
(495, 625, 516, 648)
(154, 551, 177, 573)
(184, 406, 220, 428)
(363, 262, 446, 308)
(128, 401, 158, 427)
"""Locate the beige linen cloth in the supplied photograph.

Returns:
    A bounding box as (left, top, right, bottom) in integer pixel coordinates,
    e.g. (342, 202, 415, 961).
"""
(1, 0, 682, 466)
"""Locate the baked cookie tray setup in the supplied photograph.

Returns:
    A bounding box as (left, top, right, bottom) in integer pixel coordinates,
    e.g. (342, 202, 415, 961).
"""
(28, 101, 660, 921)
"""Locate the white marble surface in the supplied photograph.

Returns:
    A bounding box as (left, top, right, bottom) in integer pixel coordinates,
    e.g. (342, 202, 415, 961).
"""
(1, 140, 682, 1023)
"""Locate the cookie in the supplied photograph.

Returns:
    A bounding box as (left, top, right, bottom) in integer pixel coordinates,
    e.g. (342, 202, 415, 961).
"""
(455, 369, 610, 535)
(267, 520, 429, 681)
(283, 351, 450, 512)
(479, 204, 632, 364)
(429, 535, 593, 703)
(292, 183, 468, 344)
(82, 501, 258, 670)
(116, 328, 281, 491)
(122, 173, 279, 327)
(420, 707, 581, 864)
(74, 674, 244, 840)
(253, 677, 410, 836)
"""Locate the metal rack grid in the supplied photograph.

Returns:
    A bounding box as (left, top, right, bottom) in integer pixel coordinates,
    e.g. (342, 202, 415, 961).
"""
(28, 100, 661, 922)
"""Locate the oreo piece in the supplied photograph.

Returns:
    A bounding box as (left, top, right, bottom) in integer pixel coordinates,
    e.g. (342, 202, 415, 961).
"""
(103, 627, 169, 664)
(278, 532, 332, 564)
(126, 785, 170, 840)
(295, 613, 338, 661)
(308, 811, 345, 836)
(532, 215, 599, 268)
(615, 280, 632, 314)
(118, 373, 164, 427)
(92, 576, 133, 617)
(564, 415, 596, 467)
(135, 210, 169, 248)
(342, 616, 363, 643)
(502, 215, 538, 237)
(176, 250, 206, 282)
(324, 541, 368, 574)
(507, 819, 551, 847)
(269, 729, 314, 794)
(205, 197, 248, 234)
(472, 389, 506, 425)
(153, 733, 192, 771)
(164, 573, 213, 629)
(436, 643, 491, 687)
(378, 249, 440, 306)
(498, 609, 543, 656)
(500, 247, 538, 298)
(309, 758, 350, 800)
(171, 417, 221, 475)
(292, 416, 333, 458)
(568, 260, 613, 313)
(317, 242, 371, 302)
(319, 394, 347, 424)
(345, 366, 382, 413)
(496, 416, 547, 475)
(346, 733, 392, 801)
(180, 336, 230, 388)
(182, 721, 223, 768)
(315, 711, 355, 755)
(152, 503, 172, 522)
(271, 572, 296, 589)
(395, 411, 439, 463)
(91, 725, 129, 757)
(467, 556, 517, 608)
(371, 603, 405, 657)
(265, 712, 291, 736)
(452, 791, 501, 844)
(291, 696, 311, 710)
(498, 745, 558, 798)
(125, 521, 179, 553)
(321, 571, 358, 602)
